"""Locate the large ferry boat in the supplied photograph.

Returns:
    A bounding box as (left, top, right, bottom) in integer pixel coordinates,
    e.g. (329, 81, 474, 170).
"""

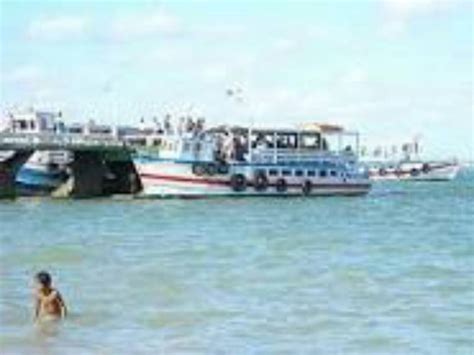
(133, 122, 371, 197)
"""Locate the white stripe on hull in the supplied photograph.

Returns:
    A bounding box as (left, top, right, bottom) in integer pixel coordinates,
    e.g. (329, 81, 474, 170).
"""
(139, 184, 371, 198)
(136, 164, 371, 198)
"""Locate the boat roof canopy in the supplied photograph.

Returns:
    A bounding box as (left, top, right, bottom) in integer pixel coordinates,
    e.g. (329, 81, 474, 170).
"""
(207, 122, 354, 135)
(298, 122, 344, 133)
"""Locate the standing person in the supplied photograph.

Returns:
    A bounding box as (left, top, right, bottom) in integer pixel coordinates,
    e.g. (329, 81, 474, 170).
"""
(33, 271, 67, 322)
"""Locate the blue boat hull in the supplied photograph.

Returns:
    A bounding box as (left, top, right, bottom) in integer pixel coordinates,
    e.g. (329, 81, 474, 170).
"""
(16, 166, 67, 195)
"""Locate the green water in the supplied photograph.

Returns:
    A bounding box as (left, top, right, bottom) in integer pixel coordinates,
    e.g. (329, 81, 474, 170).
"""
(1, 170, 473, 354)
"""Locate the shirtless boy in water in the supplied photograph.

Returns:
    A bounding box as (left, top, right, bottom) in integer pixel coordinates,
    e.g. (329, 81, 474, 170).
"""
(33, 271, 67, 322)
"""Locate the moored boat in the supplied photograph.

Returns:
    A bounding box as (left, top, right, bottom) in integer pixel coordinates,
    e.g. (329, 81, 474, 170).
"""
(133, 122, 371, 198)
(1, 108, 71, 194)
(361, 137, 461, 182)
(367, 161, 461, 181)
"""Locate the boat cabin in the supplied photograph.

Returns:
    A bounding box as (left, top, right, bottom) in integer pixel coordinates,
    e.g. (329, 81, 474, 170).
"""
(208, 123, 360, 165)
(152, 134, 216, 162)
(137, 122, 360, 166)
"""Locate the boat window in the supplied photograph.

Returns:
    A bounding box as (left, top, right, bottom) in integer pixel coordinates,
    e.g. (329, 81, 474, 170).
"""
(295, 170, 304, 177)
(268, 169, 279, 176)
(319, 170, 327, 178)
(251, 133, 273, 149)
(282, 169, 292, 176)
(307, 170, 316, 177)
(194, 142, 202, 153)
(330, 170, 338, 177)
(275, 133, 297, 149)
(300, 133, 320, 149)
(183, 142, 191, 152)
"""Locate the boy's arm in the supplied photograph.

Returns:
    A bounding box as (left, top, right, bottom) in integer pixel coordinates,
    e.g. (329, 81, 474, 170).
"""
(57, 292, 67, 317)
(33, 295, 40, 321)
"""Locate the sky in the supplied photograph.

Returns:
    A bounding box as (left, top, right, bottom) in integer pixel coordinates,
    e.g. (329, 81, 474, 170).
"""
(0, 0, 472, 160)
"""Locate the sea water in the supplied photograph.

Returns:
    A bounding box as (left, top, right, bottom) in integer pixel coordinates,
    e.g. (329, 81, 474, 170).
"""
(0, 169, 473, 354)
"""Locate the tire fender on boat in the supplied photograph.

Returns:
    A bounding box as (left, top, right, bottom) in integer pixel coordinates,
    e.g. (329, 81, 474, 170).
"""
(206, 163, 217, 176)
(302, 180, 312, 195)
(230, 173, 247, 192)
(216, 163, 230, 175)
(192, 163, 207, 176)
(254, 171, 268, 191)
(275, 178, 287, 193)
(410, 168, 420, 177)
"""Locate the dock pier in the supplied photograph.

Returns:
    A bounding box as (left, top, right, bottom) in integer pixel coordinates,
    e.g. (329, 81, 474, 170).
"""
(0, 133, 141, 199)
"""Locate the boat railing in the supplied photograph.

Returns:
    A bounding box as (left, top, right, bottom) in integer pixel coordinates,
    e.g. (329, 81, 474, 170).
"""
(0, 132, 125, 150)
(249, 148, 356, 165)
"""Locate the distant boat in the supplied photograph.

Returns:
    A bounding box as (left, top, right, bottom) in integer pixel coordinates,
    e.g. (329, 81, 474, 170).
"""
(133, 122, 371, 198)
(360, 138, 461, 181)
(366, 160, 461, 181)
(0, 108, 71, 194)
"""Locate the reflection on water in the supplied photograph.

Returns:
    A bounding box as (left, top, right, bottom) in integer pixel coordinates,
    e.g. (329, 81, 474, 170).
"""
(0, 171, 473, 354)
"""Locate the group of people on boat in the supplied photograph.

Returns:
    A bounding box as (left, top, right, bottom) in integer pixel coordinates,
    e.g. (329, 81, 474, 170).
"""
(159, 115, 206, 137)
(212, 128, 334, 164)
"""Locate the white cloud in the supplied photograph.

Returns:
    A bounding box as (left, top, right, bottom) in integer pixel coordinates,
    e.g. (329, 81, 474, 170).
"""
(239, 87, 334, 126)
(383, 0, 454, 17)
(147, 46, 187, 63)
(305, 25, 329, 40)
(202, 63, 229, 83)
(27, 16, 88, 41)
(198, 23, 246, 38)
(273, 38, 297, 52)
(4, 65, 43, 84)
(198, 53, 257, 84)
(380, 20, 406, 38)
(340, 68, 369, 85)
(2, 65, 64, 108)
(110, 10, 181, 40)
(380, 0, 463, 37)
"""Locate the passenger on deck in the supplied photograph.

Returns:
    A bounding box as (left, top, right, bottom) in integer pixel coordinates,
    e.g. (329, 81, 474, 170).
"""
(223, 132, 234, 161)
(185, 117, 195, 134)
(321, 138, 328, 151)
(177, 116, 185, 135)
(163, 115, 173, 134)
(234, 136, 246, 161)
(196, 118, 205, 134)
(255, 133, 267, 150)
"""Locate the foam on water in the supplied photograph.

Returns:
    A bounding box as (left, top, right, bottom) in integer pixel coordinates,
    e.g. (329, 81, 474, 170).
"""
(0, 169, 473, 354)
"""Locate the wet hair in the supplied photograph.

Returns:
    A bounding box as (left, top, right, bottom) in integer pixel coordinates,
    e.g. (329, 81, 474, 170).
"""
(35, 271, 52, 287)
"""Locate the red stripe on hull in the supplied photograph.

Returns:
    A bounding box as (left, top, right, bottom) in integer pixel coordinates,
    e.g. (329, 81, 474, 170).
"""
(140, 173, 230, 186)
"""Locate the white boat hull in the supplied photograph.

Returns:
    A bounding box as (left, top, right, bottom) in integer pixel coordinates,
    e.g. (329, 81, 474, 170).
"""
(135, 159, 371, 198)
(369, 162, 461, 182)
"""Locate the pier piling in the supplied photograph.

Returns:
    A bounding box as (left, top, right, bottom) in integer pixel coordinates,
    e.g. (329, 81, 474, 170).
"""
(0, 150, 33, 198)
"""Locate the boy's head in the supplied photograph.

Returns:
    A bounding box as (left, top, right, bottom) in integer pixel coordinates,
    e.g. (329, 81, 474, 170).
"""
(35, 271, 52, 289)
